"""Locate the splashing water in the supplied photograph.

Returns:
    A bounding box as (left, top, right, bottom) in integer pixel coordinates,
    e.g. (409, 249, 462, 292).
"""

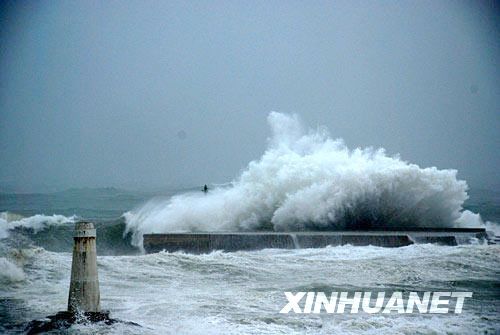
(0, 212, 77, 239)
(0, 257, 25, 284)
(124, 112, 483, 247)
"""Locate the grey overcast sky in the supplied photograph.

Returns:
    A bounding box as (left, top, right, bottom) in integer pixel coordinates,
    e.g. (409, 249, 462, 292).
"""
(0, 0, 499, 192)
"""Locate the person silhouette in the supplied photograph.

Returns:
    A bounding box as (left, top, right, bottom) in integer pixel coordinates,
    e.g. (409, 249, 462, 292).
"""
(203, 184, 208, 193)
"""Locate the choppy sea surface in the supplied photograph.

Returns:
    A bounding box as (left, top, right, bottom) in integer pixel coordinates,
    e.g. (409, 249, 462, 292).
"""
(0, 187, 499, 334)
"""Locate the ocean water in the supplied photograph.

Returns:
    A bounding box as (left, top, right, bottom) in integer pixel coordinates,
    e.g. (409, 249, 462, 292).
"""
(1, 114, 499, 334)
(0, 187, 499, 334)
(122, 113, 490, 247)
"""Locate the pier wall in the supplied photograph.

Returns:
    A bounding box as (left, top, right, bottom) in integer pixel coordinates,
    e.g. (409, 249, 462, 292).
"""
(143, 229, 487, 253)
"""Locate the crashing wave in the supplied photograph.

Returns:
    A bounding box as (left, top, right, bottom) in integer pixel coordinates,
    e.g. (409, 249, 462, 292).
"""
(124, 112, 484, 247)
(0, 212, 77, 239)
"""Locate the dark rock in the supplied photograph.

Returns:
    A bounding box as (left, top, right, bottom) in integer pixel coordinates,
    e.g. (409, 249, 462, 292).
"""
(25, 310, 140, 334)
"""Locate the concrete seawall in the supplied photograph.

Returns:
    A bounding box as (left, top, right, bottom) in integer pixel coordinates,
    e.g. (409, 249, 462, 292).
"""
(143, 228, 488, 253)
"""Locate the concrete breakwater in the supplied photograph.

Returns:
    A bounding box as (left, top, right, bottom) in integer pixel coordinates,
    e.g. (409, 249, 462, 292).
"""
(143, 228, 488, 253)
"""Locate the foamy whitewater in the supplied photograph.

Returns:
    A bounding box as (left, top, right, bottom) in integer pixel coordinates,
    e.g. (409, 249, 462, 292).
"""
(0, 212, 77, 239)
(1, 113, 498, 334)
(124, 112, 483, 247)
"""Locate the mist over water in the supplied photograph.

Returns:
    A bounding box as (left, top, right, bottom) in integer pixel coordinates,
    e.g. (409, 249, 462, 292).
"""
(124, 112, 483, 247)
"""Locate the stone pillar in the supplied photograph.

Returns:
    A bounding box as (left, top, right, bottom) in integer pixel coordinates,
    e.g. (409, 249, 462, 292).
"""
(67, 221, 100, 313)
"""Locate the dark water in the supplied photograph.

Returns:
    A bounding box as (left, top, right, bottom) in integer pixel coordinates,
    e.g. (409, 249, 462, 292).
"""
(0, 187, 176, 255)
(0, 187, 498, 255)
(0, 187, 153, 221)
(0, 187, 498, 334)
(465, 188, 500, 224)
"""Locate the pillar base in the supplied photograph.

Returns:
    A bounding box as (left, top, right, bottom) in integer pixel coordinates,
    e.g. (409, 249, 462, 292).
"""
(25, 310, 139, 334)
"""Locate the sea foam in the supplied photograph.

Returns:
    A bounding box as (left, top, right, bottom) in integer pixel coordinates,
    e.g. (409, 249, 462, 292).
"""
(0, 212, 77, 239)
(124, 112, 483, 247)
(0, 257, 25, 283)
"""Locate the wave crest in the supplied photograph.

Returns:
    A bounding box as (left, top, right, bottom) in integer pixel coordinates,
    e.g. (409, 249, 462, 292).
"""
(124, 112, 481, 247)
(0, 212, 77, 239)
